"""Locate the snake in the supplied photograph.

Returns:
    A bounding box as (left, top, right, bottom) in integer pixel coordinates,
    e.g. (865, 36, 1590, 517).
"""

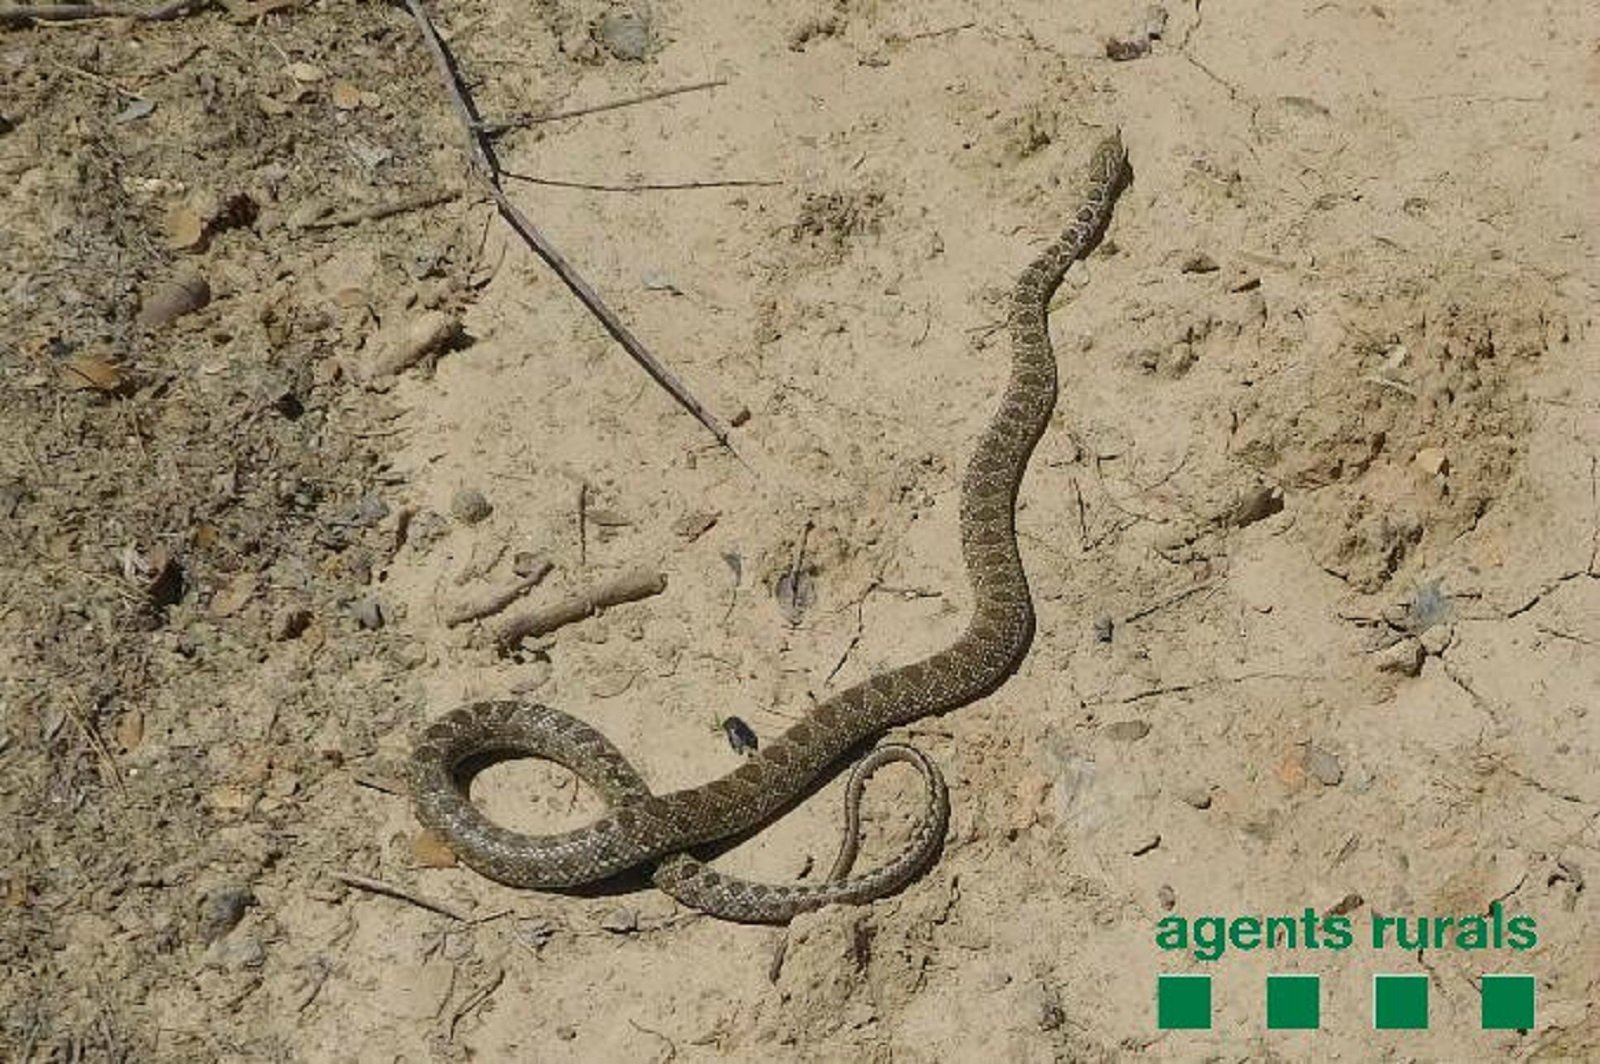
(411, 132, 1131, 923)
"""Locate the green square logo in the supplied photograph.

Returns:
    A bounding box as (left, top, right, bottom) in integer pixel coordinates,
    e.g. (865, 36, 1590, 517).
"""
(1481, 974, 1534, 1030)
(1266, 974, 1320, 1030)
(1158, 974, 1212, 1030)
(1374, 973, 1429, 1030)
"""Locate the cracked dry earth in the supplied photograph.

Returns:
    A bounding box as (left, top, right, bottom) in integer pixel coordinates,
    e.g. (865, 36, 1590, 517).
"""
(1, 0, 1597, 1061)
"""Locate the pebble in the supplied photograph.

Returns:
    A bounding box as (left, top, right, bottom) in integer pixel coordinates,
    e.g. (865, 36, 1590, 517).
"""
(450, 487, 492, 525)
(137, 268, 211, 329)
(198, 885, 252, 943)
(1304, 745, 1344, 786)
(1179, 786, 1212, 809)
(366, 310, 462, 380)
(350, 597, 385, 630)
(512, 550, 547, 577)
(598, 9, 652, 60)
(1156, 883, 1177, 910)
(1101, 719, 1151, 742)
(1419, 623, 1454, 656)
(1092, 615, 1115, 643)
(349, 494, 389, 527)
(1374, 638, 1424, 677)
(599, 907, 639, 933)
(1181, 252, 1220, 274)
(1414, 447, 1449, 477)
(203, 933, 265, 972)
(1229, 484, 1284, 528)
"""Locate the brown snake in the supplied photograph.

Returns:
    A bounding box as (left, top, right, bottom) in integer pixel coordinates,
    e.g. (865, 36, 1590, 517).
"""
(411, 133, 1131, 922)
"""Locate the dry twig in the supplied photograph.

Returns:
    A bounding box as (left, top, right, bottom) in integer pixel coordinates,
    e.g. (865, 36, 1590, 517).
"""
(444, 562, 553, 627)
(333, 871, 471, 922)
(301, 189, 462, 230)
(399, 0, 734, 450)
(2, 0, 206, 24)
(477, 77, 726, 133)
(496, 568, 667, 649)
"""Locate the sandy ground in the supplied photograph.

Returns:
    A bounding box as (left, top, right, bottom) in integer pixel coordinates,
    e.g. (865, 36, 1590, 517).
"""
(2, 0, 1598, 1060)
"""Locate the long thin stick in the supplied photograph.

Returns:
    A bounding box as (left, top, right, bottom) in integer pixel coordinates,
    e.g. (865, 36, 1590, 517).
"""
(333, 871, 471, 922)
(1, 0, 204, 24)
(502, 171, 781, 194)
(399, 0, 733, 450)
(476, 78, 727, 133)
(496, 568, 666, 649)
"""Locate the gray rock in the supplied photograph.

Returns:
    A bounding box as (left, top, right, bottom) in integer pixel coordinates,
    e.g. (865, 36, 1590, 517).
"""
(350, 597, 385, 630)
(1305, 745, 1344, 786)
(450, 488, 492, 525)
(1374, 638, 1424, 677)
(598, 9, 652, 60)
(1102, 720, 1151, 742)
(198, 885, 252, 943)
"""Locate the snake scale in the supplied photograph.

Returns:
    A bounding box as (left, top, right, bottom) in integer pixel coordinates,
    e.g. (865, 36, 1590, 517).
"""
(411, 132, 1131, 923)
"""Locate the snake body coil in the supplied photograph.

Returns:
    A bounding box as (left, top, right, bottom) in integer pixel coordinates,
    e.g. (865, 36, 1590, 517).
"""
(411, 134, 1131, 922)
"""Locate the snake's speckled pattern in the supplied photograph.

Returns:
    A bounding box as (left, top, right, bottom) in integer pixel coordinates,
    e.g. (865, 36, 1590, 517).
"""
(411, 133, 1131, 923)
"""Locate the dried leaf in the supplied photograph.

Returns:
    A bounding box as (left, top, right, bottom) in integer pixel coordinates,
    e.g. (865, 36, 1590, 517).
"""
(210, 572, 258, 617)
(114, 710, 145, 752)
(411, 830, 457, 868)
(284, 61, 324, 84)
(331, 80, 361, 110)
(165, 205, 207, 251)
(60, 355, 124, 393)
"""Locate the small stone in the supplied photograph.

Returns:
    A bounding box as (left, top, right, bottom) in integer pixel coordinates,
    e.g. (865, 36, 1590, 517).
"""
(137, 268, 211, 329)
(1419, 624, 1454, 656)
(511, 551, 546, 577)
(1304, 745, 1344, 786)
(1102, 720, 1151, 742)
(1229, 484, 1284, 528)
(1156, 883, 1177, 910)
(1181, 252, 1220, 274)
(598, 9, 652, 60)
(285, 61, 324, 83)
(350, 597, 385, 630)
(1092, 615, 1114, 643)
(350, 495, 389, 527)
(1179, 787, 1212, 809)
(1374, 638, 1424, 677)
(450, 488, 492, 525)
(598, 907, 639, 933)
(1414, 447, 1449, 477)
(1130, 833, 1161, 856)
(204, 933, 265, 971)
(198, 885, 252, 943)
(1143, 4, 1169, 38)
(556, 1026, 578, 1041)
(730, 405, 752, 427)
(331, 80, 362, 110)
(672, 511, 719, 541)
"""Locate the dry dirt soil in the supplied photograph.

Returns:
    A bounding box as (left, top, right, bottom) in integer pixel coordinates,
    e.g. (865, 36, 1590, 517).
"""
(2, 0, 1598, 1061)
